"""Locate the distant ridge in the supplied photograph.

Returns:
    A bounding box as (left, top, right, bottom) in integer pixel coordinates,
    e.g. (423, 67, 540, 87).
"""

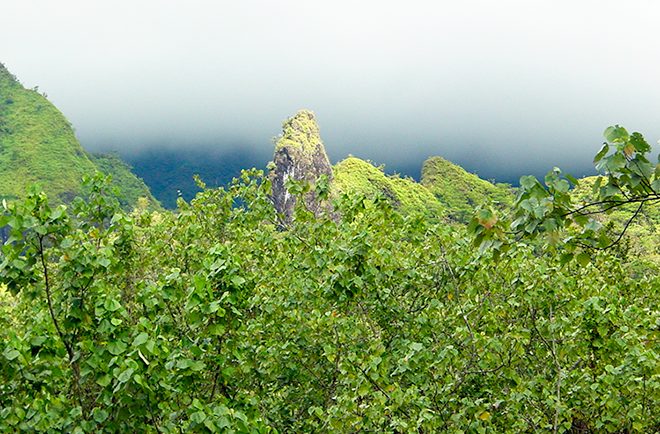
(421, 156, 513, 222)
(332, 156, 444, 218)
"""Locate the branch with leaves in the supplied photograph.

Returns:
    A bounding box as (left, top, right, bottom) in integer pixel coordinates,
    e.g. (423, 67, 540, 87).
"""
(471, 125, 660, 264)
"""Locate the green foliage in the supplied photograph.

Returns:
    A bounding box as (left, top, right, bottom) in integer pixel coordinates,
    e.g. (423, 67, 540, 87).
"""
(333, 156, 444, 218)
(471, 126, 660, 266)
(422, 156, 514, 223)
(1, 165, 658, 432)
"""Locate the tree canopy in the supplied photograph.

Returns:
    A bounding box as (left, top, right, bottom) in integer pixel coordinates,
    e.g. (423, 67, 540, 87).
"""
(0, 127, 658, 433)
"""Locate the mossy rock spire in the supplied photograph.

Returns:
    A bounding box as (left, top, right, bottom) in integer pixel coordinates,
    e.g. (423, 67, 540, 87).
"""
(275, 109, 324, 152)
(269, 110, 333, 222)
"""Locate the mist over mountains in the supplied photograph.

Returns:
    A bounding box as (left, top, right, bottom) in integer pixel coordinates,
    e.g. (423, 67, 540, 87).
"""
(2, 52, 659, 432)
(5, 1, 660, 188)
(0, 59, 574, 213)
(118, 145, 515, 211)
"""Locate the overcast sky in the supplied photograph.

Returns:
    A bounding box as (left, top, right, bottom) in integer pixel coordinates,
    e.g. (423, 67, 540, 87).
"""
(3, 0, 660, 181)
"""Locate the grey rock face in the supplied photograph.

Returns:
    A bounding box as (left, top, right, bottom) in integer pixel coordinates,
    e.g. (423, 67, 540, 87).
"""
(269, 110, 333, 223)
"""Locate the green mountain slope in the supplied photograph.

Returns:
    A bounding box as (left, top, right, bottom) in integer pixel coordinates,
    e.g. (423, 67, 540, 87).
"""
(333, 156, 444, 217)
(0, 64, 98, 202)
(0, 63, 155, 208)
(421, 156, 513, 222)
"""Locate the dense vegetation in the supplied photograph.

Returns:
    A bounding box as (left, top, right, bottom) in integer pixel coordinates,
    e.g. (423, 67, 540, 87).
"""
(274, 109, 324, 152)
(421, 157, 513, 223)
(0, 126, 658, 432)
(0, 64, 156, 209)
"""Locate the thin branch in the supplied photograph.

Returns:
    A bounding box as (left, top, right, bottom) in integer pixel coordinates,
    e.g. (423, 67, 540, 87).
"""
(352, 362, 412, 420)
(579, 202, 644, 251)
(561, 194, 659, 218)
(39, 236, 72, 359)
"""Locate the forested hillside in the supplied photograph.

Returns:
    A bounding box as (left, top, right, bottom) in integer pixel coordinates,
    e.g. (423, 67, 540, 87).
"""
(0, 64, 98, 202)
(0, 64, 157, 209)
(125, 147, 267, 209)
(333, 156, 444, 217)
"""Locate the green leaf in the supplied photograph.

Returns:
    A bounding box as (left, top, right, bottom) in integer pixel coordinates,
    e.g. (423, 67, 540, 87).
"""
(98, 257, 111, 268)
(104, 298, 121, 312)
(69, 407, 83, 418)
(603, 181, 621, 197)
(231, 275, 246, 287)
(652, 178, 660, 193)
(591, 176, 603, 196)
(92, 408, 109, 423)
(565, 173, 579, 186)
(3, 348, 20, 361)
(96, 375, 112, 387)
(554, 179, 570, 193)
(630, 132, 651, 153)
(30, 336, 47, 347)
(520, 175, 539, 190)
(134, 373, 146, 386)
(117, 367, 134, 383)
(559, 253, 573, 266)
(190, 410, 206, 424)
(189, 360, 206, 372)
(132, 333, 149, 347)
(604, 125, 629, 143)
(208, 324, 226, 336)
(584, 220, 602, 232)
(576, 252, 591, 267)
(593, 143, 609, 163)
(478, 410, 491, 421)
(107, 341, 127, 355)
(607, 153, 627, 171)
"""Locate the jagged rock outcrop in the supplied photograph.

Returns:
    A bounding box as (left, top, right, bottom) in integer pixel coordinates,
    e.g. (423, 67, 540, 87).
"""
(269, 110, 333, 222)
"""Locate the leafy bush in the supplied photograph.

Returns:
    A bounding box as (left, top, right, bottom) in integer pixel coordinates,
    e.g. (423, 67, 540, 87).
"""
(0, 151, 658, 432)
